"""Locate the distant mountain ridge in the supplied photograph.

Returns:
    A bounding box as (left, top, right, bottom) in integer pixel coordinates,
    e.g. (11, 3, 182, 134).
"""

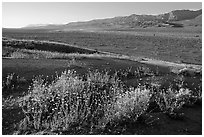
(22, 9, 202, 30)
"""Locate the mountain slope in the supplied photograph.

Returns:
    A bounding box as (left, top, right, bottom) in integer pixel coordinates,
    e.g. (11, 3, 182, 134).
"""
(175, 14, 202, 26)
(167, 9, 202, 21)
(21, 9, 202, 30)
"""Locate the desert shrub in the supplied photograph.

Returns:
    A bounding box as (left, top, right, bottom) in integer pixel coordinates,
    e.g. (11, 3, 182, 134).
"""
(187, 83, 202, 106)
(2, 73, 16, 91)
(173, 76, 202, 105)
(115, 66, 154, 80)
(194, 85, 202, 99)
(3, 73, 27, 88)
(10, 51, 30, 59)
(2, 73, 27, 96)
(155, 87, 192, 115)
(18, 70, 151, 134)
(110, 87, 151, 122)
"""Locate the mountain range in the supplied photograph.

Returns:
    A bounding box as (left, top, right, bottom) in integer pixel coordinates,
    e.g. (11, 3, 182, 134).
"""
(22, 9, 202, 31)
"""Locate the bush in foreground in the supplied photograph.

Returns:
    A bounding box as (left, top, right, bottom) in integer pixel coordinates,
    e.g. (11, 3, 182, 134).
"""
(18, 70, 151, 134)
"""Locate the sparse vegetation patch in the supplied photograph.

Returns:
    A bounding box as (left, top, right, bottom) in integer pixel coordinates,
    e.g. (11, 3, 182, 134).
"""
(8, 69, 199, 135)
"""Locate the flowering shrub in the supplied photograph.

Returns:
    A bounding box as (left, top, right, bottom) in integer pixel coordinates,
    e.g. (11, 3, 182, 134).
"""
(111, 87, 151, 122)
(155, 87, 192, 114)
(18, 70, 152, 134)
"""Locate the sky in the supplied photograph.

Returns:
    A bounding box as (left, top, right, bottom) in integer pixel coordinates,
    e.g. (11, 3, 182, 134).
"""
(2, 2, 202, 28)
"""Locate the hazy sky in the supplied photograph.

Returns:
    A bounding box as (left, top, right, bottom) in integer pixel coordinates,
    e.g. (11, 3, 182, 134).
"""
(2, 2, 202, 28)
